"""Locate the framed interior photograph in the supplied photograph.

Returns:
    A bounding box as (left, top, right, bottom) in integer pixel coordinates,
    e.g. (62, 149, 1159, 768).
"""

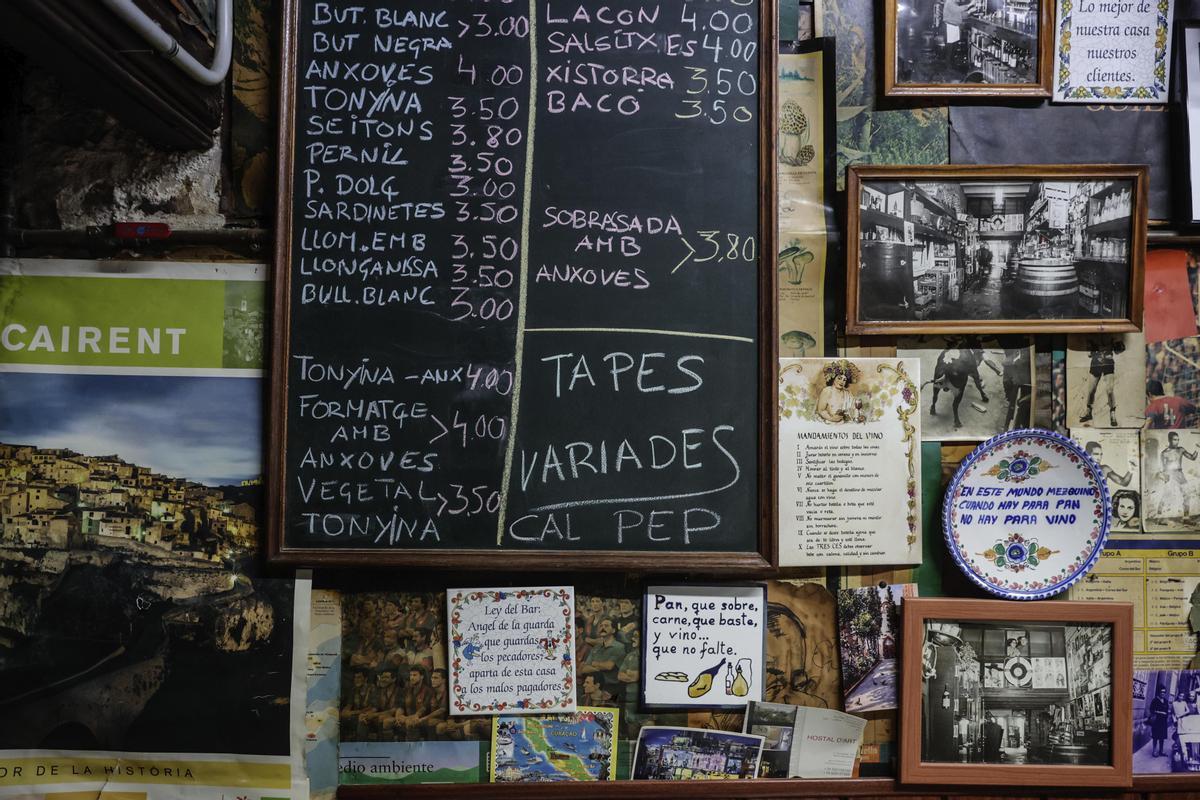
(846, 165, 1147, 335)
(884, 0, 1053, 97)
(901, 598, 1133, 787)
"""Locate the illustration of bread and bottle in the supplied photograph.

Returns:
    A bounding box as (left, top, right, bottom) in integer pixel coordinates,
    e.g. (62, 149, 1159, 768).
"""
(655, 657, 753, 699)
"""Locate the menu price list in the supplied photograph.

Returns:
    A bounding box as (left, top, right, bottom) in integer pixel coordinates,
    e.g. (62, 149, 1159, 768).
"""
(284, 0, 760, 553)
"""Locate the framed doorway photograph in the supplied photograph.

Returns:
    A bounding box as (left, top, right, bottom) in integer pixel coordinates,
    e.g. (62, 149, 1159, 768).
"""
(846, 165, 1147, 335)
(901, 598, 1133, 787)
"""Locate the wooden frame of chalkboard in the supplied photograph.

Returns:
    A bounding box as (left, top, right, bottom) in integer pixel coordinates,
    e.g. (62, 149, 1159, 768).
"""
(267, 0, 778, 570)
(845, 164, 1147, 335)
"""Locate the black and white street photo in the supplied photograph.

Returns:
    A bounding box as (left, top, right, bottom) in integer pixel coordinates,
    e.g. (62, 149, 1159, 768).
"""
(855, 177, 1136, 325)
(894, 0, 1041, 87)
(921, 620, 1113, 765)
(899, 335, 1033, 440)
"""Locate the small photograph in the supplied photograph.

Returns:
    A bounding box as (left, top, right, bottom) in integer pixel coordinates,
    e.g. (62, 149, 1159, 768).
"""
(490, 708, 618, 782)
(888, 0, 1048, 95)
(743, 701, 798, 777)
(1070, 428, 1142, 533)
(1066, 333, 1146, 429)
(848, 168, 1146, 334)
(340, 592, 458, 743)
(898, 335, 1033, 439)
(1133, 670, 1200, 774)
(631, 726, 764, 780)
(1146, 338, 1200, 429)
(1141, 430, 1200, 532)
(837, 584, 916, 713)
(921, 619, 1113, 765)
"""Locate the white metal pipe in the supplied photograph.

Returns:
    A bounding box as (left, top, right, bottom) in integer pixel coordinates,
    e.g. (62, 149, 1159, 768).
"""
(100, 0, 232, 86)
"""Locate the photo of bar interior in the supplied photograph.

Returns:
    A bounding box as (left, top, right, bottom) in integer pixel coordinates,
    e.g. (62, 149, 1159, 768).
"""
(858, 179, 1134, 321)
(922, 621, 1113, 765)
(896, 0, 1038, 84)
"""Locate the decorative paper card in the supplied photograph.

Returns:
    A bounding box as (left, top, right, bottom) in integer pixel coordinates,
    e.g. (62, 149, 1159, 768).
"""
(490, 707, 618, 782)
(1053, 0, 1174, 102)
(447, 586, 576, 716)
(744, 701, 867, 779)
(778, 358, 922, 565)
(642, 585, 766, 709)
(944, 429, 1110, 600)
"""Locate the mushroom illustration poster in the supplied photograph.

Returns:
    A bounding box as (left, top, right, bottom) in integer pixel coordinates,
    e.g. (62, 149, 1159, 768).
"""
(777, 44, 831, 359)
(777, 358, 922, 566)
(1052, 0, 1174, 103)
(447, 587, 576, 716)
(642, 584, 766, 709)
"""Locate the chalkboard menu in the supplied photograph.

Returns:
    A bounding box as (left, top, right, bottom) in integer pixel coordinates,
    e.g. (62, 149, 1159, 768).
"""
(269, 0, 776, 568)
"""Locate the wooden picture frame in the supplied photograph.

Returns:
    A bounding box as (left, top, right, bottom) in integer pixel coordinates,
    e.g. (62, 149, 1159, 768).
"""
(266, 0, 779, 571)
(883, 0, 1053, 97)
(900, 598, 1133, 788)
(845, 164, 1147, 335)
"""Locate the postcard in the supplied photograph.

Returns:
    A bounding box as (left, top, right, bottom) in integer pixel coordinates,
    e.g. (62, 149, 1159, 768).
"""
(631, 726, 764, 780)
(490, 707, 618, 782)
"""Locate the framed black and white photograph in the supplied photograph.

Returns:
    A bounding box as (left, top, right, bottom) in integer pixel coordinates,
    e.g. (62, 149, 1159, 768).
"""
(884, 0, 1053, 96)
(847, 165, 1147, 335)
(898, 335, 1034, 440)
(901, 599, 1132, 787)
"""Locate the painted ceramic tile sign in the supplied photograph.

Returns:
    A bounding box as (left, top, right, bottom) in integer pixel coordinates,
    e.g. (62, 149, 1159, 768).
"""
(447, 586, 576, 715)
(1053, 0, 1174, 102)
(642, 585, 766, 709)
(943, 429, 1111, 600)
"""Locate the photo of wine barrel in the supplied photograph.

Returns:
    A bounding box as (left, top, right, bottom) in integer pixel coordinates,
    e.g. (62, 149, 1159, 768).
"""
(848, 168, 1144, 333)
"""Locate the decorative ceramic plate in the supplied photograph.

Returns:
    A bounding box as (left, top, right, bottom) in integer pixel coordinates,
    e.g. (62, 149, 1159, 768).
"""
(943, 428, 1110, 600)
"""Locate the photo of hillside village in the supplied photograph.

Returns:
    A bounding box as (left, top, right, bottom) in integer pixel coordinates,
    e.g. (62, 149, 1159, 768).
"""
(0, 438, 293, 756)
(0, 442, 258, 558)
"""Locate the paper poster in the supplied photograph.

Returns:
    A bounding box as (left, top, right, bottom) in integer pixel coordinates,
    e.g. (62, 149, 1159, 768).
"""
(642, 584, 765, 709)
(778, 233, 826, 361)
(339, 741, 480, 785)
(1071, 429, 1143, 533)
(837, 584, 916, 713)
(1141, 429, 1200, 533)
(447, 587, 576, 716)
(0, 259, 305, 799)
(777, 358, 922, 566)
(1053, 0, 1175, 102)
(631, 726, 764, 780)
(306, 589, 342, 800)
(743, 702, 866, 778)
(1070, 545, 1200, 669)
(898, 336, 1034, 442)
(1144, 249, 1199, 343)
(777, 44, 830, 359)
(777, 50, 827, 233)
(490, 707, 618, 782)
